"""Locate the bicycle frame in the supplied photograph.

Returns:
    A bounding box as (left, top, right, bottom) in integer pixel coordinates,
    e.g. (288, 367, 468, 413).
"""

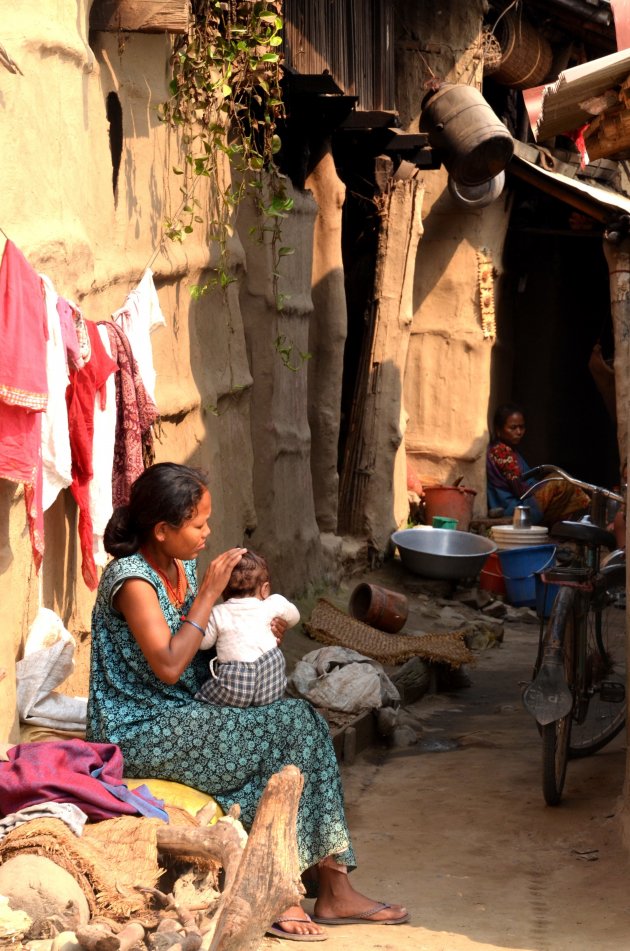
(520, 465, 624, 728)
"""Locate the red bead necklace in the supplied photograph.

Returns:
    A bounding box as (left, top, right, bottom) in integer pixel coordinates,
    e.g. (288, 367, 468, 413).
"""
(141, 549, 189, 609)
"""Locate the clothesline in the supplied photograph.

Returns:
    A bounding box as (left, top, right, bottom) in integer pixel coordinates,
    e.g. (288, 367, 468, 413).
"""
(0, 238, 165, 590)
(0, 224, 166, 303)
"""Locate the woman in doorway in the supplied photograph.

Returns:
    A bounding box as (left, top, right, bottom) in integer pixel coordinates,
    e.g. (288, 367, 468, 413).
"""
(486, 403, 589, 526)
(86, 462, 408, 941)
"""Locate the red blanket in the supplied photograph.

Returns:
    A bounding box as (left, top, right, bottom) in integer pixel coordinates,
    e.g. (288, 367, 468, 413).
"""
(0, 739, 167, 822)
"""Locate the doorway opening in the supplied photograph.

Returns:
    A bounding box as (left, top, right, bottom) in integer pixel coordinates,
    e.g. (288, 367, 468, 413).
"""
(492, 179, 619, 491)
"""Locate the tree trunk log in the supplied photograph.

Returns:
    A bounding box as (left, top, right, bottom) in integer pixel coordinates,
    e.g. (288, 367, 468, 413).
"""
(306, 143, 348, 534)
(207, 765, 304, 951)
(155, 823, 245, 892)
(604, 237, 630, 851)
(604, 239, 630, 465)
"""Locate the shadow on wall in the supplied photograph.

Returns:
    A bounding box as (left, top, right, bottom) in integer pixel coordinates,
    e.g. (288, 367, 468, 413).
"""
(178, 280, 257, 574)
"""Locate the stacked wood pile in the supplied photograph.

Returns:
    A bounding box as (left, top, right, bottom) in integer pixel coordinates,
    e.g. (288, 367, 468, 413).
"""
(584, 74, 630, 160)
(0, 767, 304, 951)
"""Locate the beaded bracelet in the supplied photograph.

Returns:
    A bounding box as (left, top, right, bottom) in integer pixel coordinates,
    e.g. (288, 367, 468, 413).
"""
(181, 617, 205, 636)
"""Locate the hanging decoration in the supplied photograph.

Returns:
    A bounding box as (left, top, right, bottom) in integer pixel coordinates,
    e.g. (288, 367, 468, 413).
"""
(477, 248, 497, 340)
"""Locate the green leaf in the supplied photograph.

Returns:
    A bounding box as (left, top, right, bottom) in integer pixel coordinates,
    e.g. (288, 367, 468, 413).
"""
(260, 53, 280, 62)
(278, 246, 294, 256)
(268, 36, 283, 46)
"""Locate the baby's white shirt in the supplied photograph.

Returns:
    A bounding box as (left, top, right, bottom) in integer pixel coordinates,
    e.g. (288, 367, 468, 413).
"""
(200, 594, 300, 662)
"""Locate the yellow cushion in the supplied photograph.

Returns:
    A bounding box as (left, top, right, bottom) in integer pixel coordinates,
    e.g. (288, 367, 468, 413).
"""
(126, 777, 223, 821)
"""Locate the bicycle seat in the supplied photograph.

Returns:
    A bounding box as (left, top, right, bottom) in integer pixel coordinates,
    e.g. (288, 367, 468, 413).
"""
(550, 518, 617, 550)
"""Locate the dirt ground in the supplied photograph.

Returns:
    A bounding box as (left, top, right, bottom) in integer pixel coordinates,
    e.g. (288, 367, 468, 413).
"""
(275, 558, 630, 951)
(56, 553, 630, 951)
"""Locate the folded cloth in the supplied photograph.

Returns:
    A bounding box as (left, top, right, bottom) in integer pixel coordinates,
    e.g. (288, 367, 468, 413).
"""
(0, 739, 168, 822)
(0, 802, 88, 841)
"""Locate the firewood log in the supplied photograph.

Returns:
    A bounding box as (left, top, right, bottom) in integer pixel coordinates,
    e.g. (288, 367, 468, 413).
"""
(207, 765, 304, 951)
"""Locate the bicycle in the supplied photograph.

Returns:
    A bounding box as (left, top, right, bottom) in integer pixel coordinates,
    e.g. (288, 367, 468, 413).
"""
(520, 465, 626, 806)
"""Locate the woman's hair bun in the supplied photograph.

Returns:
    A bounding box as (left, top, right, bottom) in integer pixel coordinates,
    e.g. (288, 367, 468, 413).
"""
(104, 505, 140, 557)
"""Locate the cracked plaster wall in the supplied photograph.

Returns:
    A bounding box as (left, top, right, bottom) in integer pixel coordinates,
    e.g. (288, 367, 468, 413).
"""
(0, 5, 317, 741)
(395, 0, 512, 514)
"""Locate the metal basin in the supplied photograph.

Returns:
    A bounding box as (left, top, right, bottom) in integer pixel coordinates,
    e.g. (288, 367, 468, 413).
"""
(391, 527, 497, 580)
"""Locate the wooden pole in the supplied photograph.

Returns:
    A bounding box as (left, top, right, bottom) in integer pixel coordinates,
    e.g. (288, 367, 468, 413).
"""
(603, 236, 630, 848)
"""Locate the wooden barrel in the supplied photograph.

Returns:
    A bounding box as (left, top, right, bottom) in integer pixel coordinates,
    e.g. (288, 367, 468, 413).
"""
(420, 83, 513, 186)
(493, 12, 553, 89)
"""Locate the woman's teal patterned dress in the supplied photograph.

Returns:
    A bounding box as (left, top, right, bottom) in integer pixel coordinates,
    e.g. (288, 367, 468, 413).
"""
(86, 554, 356, 872)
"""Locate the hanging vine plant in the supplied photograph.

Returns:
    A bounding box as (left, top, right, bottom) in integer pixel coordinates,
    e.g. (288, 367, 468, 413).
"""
(159, 0, 294, 309)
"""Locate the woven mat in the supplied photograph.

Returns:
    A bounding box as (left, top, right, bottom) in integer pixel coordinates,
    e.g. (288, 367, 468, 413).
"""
(304, 599, 474, 669)
(0, 815, 165, 922)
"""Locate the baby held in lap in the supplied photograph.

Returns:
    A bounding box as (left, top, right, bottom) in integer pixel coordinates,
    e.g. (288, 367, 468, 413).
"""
(195, 549, 299, 707)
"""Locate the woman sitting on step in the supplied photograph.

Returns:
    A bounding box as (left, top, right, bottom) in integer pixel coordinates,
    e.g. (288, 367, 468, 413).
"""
(486, 403, 589, 527)
(86, 462, 409, 941)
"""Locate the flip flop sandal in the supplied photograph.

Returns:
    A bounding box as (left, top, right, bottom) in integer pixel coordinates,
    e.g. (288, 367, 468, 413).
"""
(311, 902, 409, 926)
(266, 916, 328, 942)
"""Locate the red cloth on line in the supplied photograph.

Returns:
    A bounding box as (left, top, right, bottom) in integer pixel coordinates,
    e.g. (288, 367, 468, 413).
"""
(0, 739, 166, 822)
(67, 321, 117, 590)
(0, 240, 48, 570)
(0, 240, 48, 411)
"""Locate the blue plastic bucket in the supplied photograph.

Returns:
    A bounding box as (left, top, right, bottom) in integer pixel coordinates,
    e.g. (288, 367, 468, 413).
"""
(534, 571, 560, 619)
(497, 544, 556, 608)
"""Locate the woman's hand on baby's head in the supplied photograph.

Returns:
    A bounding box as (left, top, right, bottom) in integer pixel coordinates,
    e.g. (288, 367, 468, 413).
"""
(200, 547, 247, 601)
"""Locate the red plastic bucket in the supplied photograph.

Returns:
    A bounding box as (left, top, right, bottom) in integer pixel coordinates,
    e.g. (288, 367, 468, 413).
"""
(423, 485, 477, 532)
(479, 551, 506, 596)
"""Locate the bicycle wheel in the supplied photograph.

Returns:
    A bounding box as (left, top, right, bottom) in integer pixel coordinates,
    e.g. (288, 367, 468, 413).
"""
(541, 587, 575, 806)
(569, 582, 626, 757)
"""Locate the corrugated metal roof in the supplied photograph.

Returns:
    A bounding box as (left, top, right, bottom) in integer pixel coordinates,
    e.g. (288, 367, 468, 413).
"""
(510, 140, 630, 218)
(533, 47, 630, 140)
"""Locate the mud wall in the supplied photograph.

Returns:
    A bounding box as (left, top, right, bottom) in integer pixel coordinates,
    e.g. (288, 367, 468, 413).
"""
(395, 0, 512, 514)
(0, 4, 324, 741)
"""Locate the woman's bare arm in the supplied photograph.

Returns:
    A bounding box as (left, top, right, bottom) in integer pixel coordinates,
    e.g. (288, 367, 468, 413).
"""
(115, 547, 246, 684)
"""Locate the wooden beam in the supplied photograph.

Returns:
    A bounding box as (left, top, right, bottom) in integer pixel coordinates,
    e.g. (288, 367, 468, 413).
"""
(90, 0, 190, 34)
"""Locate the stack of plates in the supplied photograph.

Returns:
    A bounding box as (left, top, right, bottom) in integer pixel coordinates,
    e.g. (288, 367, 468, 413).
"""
(490, 524, 549, 550)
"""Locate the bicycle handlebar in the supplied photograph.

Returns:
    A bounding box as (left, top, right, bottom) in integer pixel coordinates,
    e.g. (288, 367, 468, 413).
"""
(520, 464, 624, 504)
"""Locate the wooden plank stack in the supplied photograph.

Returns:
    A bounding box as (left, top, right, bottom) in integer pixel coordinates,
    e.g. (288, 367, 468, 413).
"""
(584, 73, 630, 160)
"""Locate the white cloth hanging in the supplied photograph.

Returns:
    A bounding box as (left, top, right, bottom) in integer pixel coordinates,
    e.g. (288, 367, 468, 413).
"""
(39, 275, 72, 511)
(112, 267, 165, 403)
(89, 324, 117, 567)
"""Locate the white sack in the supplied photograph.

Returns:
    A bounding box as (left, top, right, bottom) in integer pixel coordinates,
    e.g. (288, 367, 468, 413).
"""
(287, 646, 400, 714)
(16, 608, 87, 731)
